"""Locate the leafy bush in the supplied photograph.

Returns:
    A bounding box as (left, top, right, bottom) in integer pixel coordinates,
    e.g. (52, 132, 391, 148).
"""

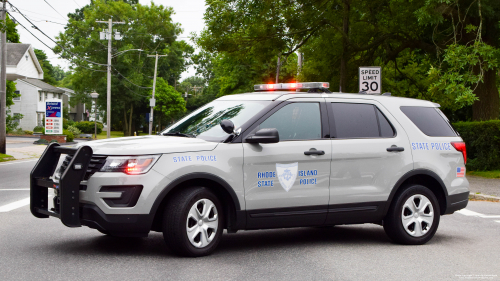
(33, 126, 44, 133)
(74, 121, 104, 134)
(74, 121, 103, 134)
(453, 120, 500, 171)
(24, 130, 33, 135)
(63, 118, 75, 130)
(67, 125, 82, 137)
(63, 129, 74, 142)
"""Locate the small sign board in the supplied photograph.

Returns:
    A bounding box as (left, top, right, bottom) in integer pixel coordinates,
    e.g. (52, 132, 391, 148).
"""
(359, 66, 381, 95)
(45, 100, 63, 135)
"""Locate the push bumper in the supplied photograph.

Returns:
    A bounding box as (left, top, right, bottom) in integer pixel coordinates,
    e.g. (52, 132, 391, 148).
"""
(30, 143, 153, 236)
(444, 191, 470, 215)
(30, 143, 92, 227)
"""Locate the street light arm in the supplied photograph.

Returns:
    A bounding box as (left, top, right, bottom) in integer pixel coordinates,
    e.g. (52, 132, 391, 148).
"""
(111, 49, 143, 58)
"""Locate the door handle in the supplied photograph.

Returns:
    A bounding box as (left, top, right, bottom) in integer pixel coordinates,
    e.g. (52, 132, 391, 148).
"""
(387, 145, 404, 152)
(304, 150, 325, 156)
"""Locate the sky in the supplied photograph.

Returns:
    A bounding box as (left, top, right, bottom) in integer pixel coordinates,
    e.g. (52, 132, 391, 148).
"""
(8, 0, 207, 80)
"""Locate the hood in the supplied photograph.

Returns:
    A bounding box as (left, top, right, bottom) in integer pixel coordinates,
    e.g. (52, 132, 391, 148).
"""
(74, 136, 219, 155)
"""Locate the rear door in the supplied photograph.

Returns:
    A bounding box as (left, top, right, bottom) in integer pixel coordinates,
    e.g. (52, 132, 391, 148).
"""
(325, 98, 413, 224)
(242, 98, 331, 228)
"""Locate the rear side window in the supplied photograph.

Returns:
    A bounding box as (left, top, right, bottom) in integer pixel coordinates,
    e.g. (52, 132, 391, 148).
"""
(331, 103, 395, 138)
(400, 106, 457, 137)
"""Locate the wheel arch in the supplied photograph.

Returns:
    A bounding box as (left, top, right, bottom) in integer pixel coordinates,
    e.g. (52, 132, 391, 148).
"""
(149, 172, 242, 232)
(384, 169, 448, 216)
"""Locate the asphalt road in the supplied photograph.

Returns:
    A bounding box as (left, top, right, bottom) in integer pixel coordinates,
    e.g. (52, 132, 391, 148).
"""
(1, 159, 499, 280)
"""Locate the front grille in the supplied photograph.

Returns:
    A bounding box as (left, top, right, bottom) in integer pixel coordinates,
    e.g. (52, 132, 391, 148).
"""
(85, 155, 107, 180)
(57, 154, 107, 181)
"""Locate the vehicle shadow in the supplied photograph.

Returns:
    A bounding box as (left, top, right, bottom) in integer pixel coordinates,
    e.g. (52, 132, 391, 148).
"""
(31, 224, 420, 258)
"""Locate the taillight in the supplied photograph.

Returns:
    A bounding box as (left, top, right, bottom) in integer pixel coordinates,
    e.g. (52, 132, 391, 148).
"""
(451, 142, 467, 164)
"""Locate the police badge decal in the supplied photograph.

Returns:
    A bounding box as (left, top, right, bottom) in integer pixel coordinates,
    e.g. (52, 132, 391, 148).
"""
(276, 162, 298, 192)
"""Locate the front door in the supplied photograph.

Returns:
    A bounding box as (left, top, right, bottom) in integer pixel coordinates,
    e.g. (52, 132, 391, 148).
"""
(242, 99, 331, 229)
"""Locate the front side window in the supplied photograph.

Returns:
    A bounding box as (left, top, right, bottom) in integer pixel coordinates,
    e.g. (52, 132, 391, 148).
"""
(257, 102, 322, 141)
(163, 100, 271, 141)
(331, 102, 395, 139)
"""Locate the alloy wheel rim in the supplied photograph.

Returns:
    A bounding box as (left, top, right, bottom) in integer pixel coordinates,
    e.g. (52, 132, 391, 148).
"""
(401, 194, 434, 237)
(186, 198, 219, 248)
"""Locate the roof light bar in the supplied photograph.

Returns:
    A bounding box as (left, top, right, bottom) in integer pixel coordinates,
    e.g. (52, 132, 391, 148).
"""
(254, 82, 330, 91)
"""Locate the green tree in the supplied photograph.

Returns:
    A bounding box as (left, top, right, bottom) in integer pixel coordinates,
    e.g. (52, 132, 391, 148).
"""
(34, 49, 59, 86)
(56, 0, 194, 135)
(197, 0, 500, 120)
(153, 77, 186, 131)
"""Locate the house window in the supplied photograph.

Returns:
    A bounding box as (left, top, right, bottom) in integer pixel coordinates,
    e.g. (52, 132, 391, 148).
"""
(13, 91, 21, 101)
(45, 92, 48, 100)
(13, 113, 21, 125)
(39, 92, 43, 102)
(58, 94, 62, 99)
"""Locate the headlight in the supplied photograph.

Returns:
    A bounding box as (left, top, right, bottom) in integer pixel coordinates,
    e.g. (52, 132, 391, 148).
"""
(100, 155, 161, 175)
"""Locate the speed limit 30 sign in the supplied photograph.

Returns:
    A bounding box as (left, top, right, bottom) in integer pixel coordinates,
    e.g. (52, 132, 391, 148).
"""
(359, 66, 381, 94)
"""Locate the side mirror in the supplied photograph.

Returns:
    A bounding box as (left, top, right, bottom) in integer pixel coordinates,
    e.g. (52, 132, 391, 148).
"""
(220, 120, 235, 134)
(245, 128, 279, 144)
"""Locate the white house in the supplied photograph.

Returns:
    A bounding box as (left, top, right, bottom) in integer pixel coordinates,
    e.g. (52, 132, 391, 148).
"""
(58, 87, 87, 122)
(6, 43, 43, 80)
(10, 78, 66, 130)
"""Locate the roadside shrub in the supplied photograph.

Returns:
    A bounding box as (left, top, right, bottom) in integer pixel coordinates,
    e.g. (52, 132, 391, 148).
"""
(36, 139, 48, 144)
(14, 128, 24, 135)
(63, 118, 75, 130)
(63, 129, 74, 142)
(453, 120, 500, 171)
(33, 126, 44, 133)
(67, 125, 82, 137)
(50, 140, 58, 143)
(24, 130, 33, 135)
(74, 121, 103, 134)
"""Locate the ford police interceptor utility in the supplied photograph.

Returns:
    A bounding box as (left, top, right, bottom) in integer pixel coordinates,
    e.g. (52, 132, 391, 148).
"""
(30, 82, 469, 257)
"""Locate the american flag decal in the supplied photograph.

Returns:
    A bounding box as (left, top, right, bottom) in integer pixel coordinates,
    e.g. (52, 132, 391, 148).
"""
(456, 167, 465, 177)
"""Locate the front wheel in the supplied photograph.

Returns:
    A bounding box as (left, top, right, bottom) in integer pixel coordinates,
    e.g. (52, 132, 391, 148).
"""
(163, 186, 224, 257)
(384, 184, 440, 245)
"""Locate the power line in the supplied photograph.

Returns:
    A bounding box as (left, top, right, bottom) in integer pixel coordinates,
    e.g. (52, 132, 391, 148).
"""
(112, 66, 152, 89)
(43, 0, 67, 20)
(72, 0, 81, 9)
(11, 6, 67, 21)
(8, 3, 107, 66)
(8, 12, 54, 50)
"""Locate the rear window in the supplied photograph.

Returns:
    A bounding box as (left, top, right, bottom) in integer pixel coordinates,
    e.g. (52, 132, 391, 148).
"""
(400, 106, 457, 137)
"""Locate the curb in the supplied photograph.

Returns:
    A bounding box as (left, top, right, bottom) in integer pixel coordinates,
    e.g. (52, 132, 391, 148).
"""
(469, 193, 500, 202)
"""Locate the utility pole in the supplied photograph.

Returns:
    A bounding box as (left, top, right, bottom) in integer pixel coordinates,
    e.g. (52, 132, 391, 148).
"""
(0, 0, 7, 154)
(147, 52, 167, 135)
(97, 18, 124, 138)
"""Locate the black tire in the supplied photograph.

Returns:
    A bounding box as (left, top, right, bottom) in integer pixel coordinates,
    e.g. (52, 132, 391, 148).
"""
(163, 186, 224, 257)
(383, 184, 440, 245)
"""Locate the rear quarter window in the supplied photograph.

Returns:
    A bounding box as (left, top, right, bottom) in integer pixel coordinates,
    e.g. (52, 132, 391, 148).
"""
(400, 106, 457, 137)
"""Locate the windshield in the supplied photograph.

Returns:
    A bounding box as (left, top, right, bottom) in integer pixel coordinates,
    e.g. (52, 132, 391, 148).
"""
(162, 100, 271, 141)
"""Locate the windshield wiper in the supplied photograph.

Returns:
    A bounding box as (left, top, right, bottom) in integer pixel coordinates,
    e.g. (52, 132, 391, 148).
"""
(162, 131, 196, 138)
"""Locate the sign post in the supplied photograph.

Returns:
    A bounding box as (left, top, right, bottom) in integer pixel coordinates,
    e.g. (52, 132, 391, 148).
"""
(45, 100, 63, 135)
(359, 66, 382, 95)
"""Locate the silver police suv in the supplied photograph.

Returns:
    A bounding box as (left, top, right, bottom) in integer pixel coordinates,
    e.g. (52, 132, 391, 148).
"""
(30, 82, 469, 257)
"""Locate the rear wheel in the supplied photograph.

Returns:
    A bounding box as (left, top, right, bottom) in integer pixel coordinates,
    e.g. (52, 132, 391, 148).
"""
(384, 184, 440, 245)
(163, 186, 223, 257)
